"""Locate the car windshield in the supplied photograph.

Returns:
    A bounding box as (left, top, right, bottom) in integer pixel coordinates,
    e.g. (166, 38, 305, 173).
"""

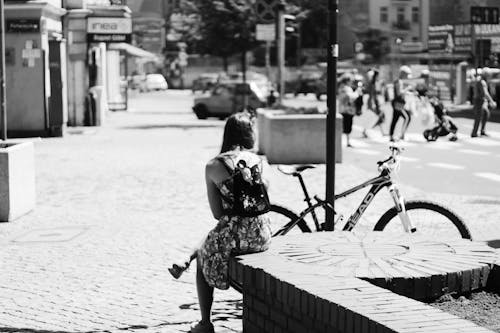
(148, 74, 165, 82)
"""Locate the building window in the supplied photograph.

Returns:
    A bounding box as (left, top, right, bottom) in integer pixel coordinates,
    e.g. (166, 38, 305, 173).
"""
(412, 7, 419, 23)
(380, 7, 388, 23)
(397, 7, 405, 22)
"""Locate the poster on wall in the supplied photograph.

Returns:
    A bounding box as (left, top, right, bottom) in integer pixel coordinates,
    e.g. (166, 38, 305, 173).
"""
(428, 25, 455, 53)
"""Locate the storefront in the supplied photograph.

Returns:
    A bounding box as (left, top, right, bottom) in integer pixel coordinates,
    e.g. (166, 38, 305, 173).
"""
(65, 3, 131, 126)
(5, 2, 67, 137)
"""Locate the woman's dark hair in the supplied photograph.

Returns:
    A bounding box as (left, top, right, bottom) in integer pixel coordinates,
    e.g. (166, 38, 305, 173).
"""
(220, 111, 255, 153)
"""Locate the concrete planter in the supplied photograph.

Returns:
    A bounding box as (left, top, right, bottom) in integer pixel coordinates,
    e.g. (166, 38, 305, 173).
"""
(0, 142, 36, 222)
(257, 109, 342, 164)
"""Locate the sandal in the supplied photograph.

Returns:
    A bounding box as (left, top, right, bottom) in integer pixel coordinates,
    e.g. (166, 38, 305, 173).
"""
(168, 262, 189, 279)
(189, 321, 214, 333)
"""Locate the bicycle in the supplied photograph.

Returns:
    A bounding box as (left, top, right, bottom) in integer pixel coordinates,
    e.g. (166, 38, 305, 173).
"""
(267, 145, 472, 239)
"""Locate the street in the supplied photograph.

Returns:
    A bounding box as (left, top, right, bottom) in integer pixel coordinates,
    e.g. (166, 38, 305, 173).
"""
(0, 90, 498, 333)
(284, 93, 500, 198)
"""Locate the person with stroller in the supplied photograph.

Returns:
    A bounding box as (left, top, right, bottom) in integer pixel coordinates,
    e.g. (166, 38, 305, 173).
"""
(423, 97, 458, 142)
(389, 66, 414, 142)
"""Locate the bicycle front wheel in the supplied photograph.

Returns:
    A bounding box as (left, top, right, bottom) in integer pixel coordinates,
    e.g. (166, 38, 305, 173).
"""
(373, 200, 472, 240)
(268, 204, 311, 236)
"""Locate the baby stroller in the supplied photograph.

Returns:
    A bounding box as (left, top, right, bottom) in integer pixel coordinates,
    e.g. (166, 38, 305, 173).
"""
(423, 99, 458, 142)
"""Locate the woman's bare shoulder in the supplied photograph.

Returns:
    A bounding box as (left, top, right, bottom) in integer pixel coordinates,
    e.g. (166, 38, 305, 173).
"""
(205, 157, 229, 183)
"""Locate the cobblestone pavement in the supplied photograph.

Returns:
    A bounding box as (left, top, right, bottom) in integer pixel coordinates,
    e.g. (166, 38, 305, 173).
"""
(1, 90, 499, 333)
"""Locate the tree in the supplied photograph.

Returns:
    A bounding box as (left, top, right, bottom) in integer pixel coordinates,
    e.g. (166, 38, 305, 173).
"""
(193, 0, 259, 72)
(165, 0, 202, 54)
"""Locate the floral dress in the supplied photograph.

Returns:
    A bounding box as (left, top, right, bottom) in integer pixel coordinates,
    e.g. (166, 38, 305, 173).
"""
(199, 151, 272, 290)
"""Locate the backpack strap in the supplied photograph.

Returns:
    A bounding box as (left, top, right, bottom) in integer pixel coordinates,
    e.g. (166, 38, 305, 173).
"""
(217, 155, 234, 175)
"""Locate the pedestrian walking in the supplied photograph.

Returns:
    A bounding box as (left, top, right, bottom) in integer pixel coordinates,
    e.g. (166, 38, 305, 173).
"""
(339, 74, 363, 147)
(168, 111, 272, 333)
(363, 68, 386, 137)
(389, 65, 414, 142)
(471, 68, 497, 137)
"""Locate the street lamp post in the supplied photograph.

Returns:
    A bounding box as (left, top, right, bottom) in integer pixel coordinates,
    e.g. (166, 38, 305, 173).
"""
(324, 0, 338, 230)
(0, 0, 6, 141)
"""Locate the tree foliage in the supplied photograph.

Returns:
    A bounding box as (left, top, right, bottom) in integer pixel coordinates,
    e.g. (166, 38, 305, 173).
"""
(192, 0, 259, 60)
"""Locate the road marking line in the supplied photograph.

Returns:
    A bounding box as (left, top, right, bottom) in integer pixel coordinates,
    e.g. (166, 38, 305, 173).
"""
(427, 162, 465, 170)
(475, 172, 500, 183)
(458, 135, 500, 146)
(348, 139, 372, 148)
(400, 156, 420, 163)
(458, 149, 489, 156)
(426, 140, 463, 149)
(350, 148, 380, 156)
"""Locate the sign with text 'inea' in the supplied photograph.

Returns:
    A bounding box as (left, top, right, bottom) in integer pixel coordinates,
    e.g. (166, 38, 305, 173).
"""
(87, 17, 132, 43)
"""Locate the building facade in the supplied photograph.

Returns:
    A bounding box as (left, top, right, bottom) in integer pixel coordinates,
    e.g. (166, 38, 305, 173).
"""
(369, 0, 430, 52)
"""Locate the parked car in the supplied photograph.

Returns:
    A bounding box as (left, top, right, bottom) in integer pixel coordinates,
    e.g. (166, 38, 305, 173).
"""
(192, 82, 267, 119)
(192, 73, 225, 93)
(139, 74, 168, 92)
(293, 71, 324, 97)
(219, 71, 273, 100)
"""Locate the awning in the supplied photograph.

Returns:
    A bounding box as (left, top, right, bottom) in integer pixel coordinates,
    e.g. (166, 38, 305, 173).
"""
(108, 43, 159, 61)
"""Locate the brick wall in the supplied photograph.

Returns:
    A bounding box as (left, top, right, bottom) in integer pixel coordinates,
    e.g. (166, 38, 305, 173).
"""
(230, 258, 496, 333)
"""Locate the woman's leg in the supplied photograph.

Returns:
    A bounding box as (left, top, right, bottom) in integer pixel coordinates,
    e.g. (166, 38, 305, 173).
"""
(400, 109, 412, 139)
(480, 106, 491, 135)
(196, 257, 214, 324)
(389, 108, 401, 140)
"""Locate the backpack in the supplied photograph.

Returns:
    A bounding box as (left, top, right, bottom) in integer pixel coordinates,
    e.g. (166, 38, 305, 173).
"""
(218, 156, 271, 217)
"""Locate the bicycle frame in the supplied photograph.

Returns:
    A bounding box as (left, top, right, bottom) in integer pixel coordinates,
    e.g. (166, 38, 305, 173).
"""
(275, 171, 394, 236)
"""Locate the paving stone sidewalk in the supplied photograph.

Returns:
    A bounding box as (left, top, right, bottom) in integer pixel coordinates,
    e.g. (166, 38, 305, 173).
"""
(0, 98, 499, 333)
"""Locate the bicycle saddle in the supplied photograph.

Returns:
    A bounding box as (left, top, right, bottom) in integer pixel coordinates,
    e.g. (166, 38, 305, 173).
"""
(278, 164, 316, 176)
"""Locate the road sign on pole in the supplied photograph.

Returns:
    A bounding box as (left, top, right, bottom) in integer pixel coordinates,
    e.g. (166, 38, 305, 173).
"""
(255, 0, 281, 24)
(471, 6, 499, 25)
(256, 23, 275, 41)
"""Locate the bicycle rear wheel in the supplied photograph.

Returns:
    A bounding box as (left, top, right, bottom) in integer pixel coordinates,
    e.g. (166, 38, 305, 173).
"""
(373, 200, 472, 239)
(268, 204, 311, 236)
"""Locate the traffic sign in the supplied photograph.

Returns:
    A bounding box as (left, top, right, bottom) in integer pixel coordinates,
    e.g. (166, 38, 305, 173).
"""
(256, 24, 275, 41)
(471, 6, 499, 25)
(255, 0, 282, 24)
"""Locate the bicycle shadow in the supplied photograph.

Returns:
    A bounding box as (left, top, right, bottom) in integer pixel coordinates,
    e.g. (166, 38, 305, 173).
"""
(487, 240, 500, 248)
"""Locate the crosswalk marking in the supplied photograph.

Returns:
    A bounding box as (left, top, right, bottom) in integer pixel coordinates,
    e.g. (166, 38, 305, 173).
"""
(350, 148, 380, 156)
(427, 162, 465, 170)
(347, 139, 372, 148)
(457, 149, 489, 156)
(475, 172, 500, 183)
(456, 133, 500, 146)
(426, 140, 463, 149)
(400, 156, 420, 163)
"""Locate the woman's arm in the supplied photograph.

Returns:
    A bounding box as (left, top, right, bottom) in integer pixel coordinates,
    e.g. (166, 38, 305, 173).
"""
(205, 160, 225, 220)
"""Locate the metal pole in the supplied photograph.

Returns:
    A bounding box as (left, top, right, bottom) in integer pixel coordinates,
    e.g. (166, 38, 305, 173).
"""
(0, 0, 6, 141)
(324, 0, 338, 231)
(265, 40, 271, 82)
(277, 4, 285, 104)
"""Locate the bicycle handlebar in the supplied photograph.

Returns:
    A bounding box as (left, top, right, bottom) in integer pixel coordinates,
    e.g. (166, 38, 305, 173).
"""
(377, 145, 404, 173)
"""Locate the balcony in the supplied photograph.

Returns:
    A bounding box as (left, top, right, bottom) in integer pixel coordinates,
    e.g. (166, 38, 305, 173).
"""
(392, 20, 411, 31)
